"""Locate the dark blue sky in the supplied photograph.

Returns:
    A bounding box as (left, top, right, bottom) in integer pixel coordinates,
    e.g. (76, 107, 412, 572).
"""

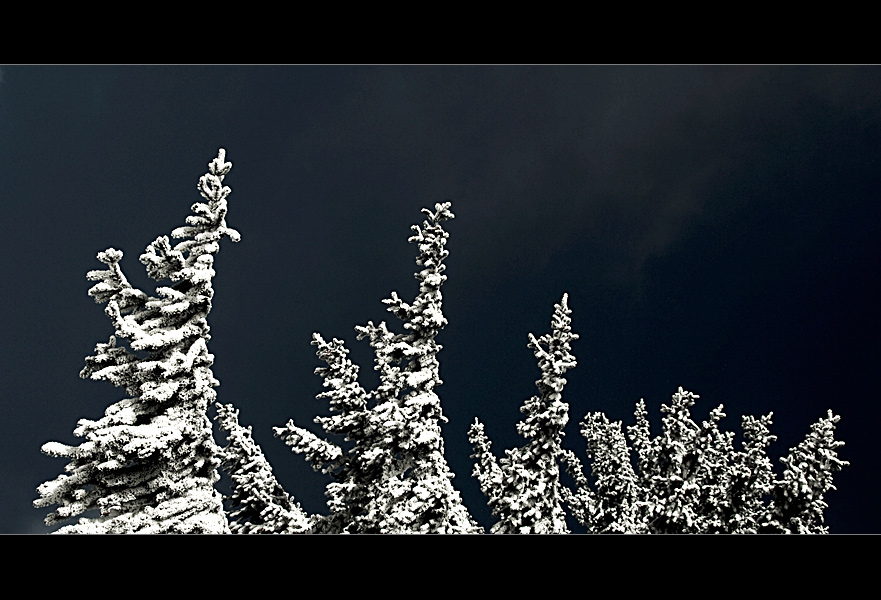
(2, 65, 878, 533)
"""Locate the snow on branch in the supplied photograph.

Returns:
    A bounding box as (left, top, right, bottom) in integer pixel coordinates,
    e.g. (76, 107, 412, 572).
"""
(215, 403, 311, 533)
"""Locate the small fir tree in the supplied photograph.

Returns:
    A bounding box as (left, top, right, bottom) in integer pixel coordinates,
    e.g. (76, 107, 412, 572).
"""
(761, 410, 849, 533)
(34, 149, 239, 533)
(468, 294, 578, 534)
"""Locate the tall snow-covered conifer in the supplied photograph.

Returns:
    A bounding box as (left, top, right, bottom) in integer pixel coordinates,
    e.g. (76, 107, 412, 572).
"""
(34, 149, 240, 533)
(279, 202, 479, 533)
(220, 202, 481, 533)
(469, 294, 578, 534)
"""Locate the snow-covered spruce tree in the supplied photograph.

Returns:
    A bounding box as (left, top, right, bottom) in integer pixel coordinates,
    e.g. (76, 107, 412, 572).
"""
(761, 410, 849, 533)
(558, 413, 646, 533)
(220, 202, 481, 533)
(560, 388, 848, 533)
(34, 149, 240, 533)
(468, 293, 578, 534)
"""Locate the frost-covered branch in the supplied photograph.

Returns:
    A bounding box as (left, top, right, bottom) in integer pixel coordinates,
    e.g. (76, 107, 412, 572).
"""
(215, 403, 311, 533)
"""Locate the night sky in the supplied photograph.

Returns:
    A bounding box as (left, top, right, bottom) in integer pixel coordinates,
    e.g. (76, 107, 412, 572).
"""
(2, 65, 879, 534)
